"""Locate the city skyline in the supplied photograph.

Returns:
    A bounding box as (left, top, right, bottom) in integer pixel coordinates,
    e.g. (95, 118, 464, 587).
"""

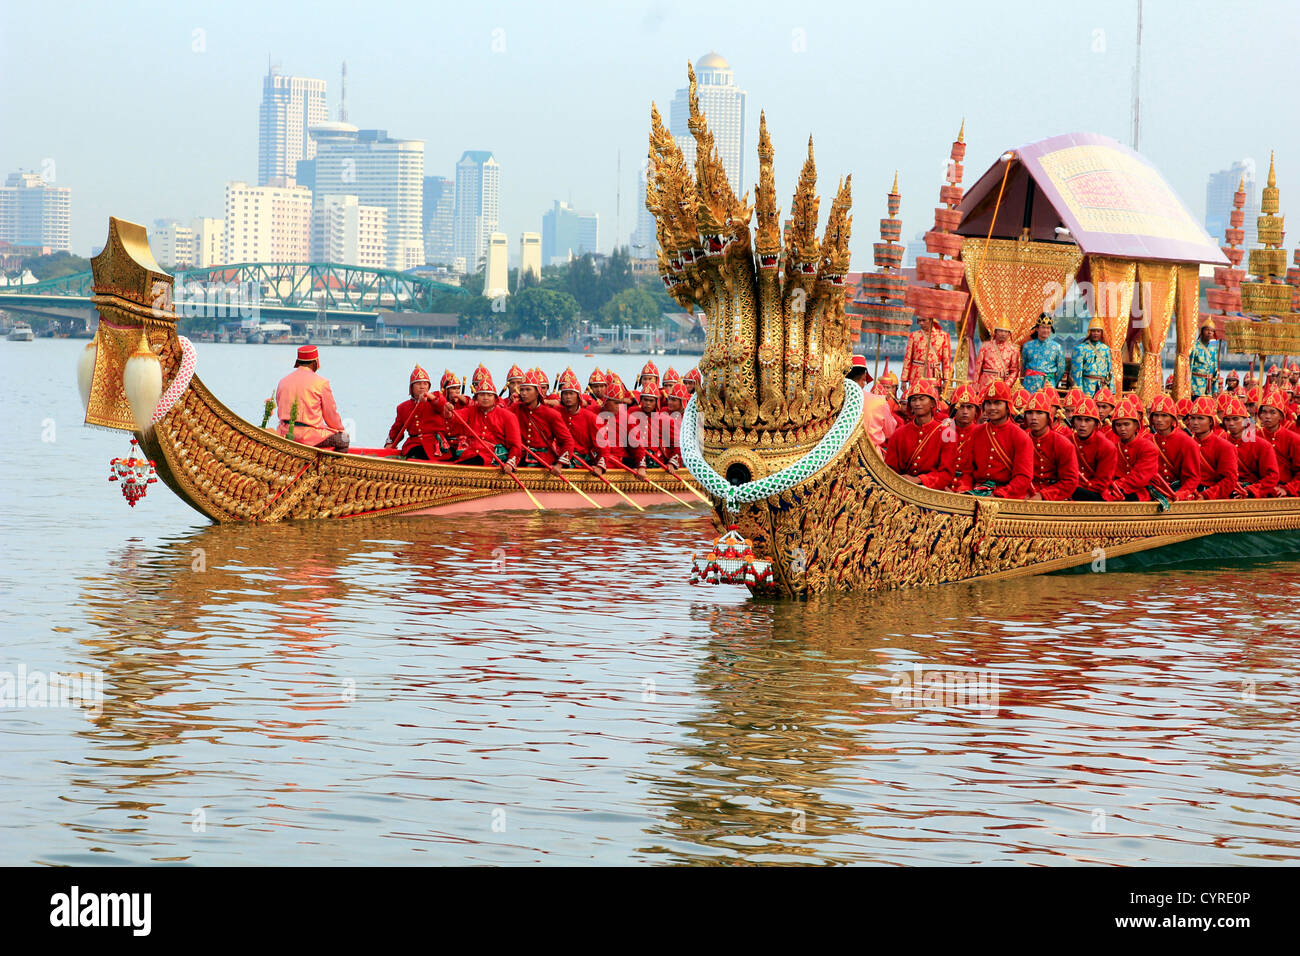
(4, 0, 1298, 270)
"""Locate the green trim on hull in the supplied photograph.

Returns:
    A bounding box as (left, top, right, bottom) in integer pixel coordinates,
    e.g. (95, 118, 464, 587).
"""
(1052, 529, 1300, 575)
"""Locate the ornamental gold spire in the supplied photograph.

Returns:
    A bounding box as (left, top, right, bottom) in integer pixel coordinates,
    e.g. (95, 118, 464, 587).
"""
(754, 112, 780, 258)
(1206, 168, 1248, 317)
(1242, 151, 1290, 316)
(785, 136, 821, 269)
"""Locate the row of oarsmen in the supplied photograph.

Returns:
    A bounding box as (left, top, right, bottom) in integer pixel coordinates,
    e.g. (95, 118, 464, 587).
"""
(879, 377, 1300, 503)
(382, 360, 704, 477)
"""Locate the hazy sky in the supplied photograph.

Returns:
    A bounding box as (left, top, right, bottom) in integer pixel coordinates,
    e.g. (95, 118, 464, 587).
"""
(3, 0, 1296, 269)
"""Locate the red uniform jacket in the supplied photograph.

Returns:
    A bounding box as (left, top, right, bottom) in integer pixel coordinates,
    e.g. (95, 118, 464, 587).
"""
(627, 408, 671, 468)
(1027, 428, 1079, 500)
(387, 397, 456, 459)
(1225, 430, 1279, 498)
(953, 420, 1034, 498)
(1072, 430, 1118, 495)
(1258, 425, 1300, 496)
(1150, 428, 1202, 500)
(1191, 431, 1239, 499)
(595, 405, 630, 467)
(443, 400, 524, 467)
(1105, 434, 1174, 501)
(948, 421, 978, 487)
(561, 404, 605, 467)
(662, 410, 683, 468)
(885, 418, 957, 489)
(513, 402, 574, 466)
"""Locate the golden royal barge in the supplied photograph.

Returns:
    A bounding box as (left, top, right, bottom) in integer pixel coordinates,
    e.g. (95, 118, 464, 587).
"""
(79, 217, 705, 522)
(648, 66, 1300, 597)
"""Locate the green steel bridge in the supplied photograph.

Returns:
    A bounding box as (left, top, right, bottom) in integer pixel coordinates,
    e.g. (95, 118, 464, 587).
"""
(0, 262, 466, 325)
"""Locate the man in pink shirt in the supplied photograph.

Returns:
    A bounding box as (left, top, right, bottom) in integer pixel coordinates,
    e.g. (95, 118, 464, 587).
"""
(274, 345, 350, 450)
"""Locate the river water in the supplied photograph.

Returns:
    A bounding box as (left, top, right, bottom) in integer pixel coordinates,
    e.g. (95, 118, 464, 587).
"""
(2, 339, 1298, 865)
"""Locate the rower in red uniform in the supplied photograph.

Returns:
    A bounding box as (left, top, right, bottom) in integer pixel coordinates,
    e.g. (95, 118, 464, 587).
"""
(944, 384, 981, 488)
(1103, 395, 1173, 502)
(1022, 389, 1079, 501)
(683, 367, 701, 399)
(953, 381, 1034, 498)
(585, 368, 608, 409)
(442, 364, 524, 470)
(1069, 397, 1118, 501)
(596, 375, 634, 471)
(628, 380, 668, 477)
(662, 367, 684, 396)
(385, 364, 454, 460)
(637, 360, 661, 396)
(883, 378, 956, 488)
(1256, 388, 1300, 496)
(513, 368, 574, 472)
(501, 364, 526, 407)
(1185, 395, 1239, 499)
(1147, 395, 1201, 500)
(1220, 395, 1279, 498)
(556, 368, 606, 473)
(1092, 386, 1118, 443)
(662, 382, 689, 469)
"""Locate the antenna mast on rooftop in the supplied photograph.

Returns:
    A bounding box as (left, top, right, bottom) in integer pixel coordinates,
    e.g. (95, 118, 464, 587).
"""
(339, 61, 348, 122)
(1131, 0, 1143, 151)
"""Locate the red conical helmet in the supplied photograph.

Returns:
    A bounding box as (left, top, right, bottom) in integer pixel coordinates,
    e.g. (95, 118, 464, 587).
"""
(557, 368, 582, 393)
(471, 364, 496, 395)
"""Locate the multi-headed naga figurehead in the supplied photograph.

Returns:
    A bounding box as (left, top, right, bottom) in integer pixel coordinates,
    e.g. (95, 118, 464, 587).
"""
(645, 70, 854, 481)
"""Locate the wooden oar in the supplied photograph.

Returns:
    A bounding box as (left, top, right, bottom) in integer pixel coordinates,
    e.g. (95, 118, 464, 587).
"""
(522, 446, 602, 508)
(545, 435, 644, 511)
(640, 447, 709, 503)
(606, 457, 694, 507)
(467, 432, 545, 511)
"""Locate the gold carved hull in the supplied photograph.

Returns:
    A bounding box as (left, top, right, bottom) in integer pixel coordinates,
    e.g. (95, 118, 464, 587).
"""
(711, 419, 1300, 596)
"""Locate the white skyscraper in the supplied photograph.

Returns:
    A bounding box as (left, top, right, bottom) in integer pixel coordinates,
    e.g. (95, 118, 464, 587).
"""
(669, 52, 746, 196)
(0, 171, 72, 251)
(312, 126, 425, 270)
(311, 195, 388, 268)
(258, 68, 328, 186)
(223, 180, 312, 263)
(631, 160, 658, 258)
(484, 232, 509, 298)
(152, 220, 196, 269)
(519, 232, 541, 285)
(423, 176, 455, 264)
(1206, 159, 1260, 249)
(454, 151, 500, 273)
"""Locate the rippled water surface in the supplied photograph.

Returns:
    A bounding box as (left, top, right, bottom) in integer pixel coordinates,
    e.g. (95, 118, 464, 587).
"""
(3, 340, 1299, 864)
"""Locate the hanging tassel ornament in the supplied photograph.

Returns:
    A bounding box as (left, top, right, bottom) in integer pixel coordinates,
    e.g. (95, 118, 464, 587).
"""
(108, 437, 157, 507)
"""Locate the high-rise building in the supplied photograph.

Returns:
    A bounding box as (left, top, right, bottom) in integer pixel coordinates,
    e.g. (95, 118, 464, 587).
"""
(423, 176, 455, 264)
(311, 195, 388, 268)
(190, 217, 226, 267)
(542, 200, 599, 266)
(631, 160, 659, 258)
(311, 126, 425, 270)
(258, 68, 328, 186)
(1206, 159, 1260, 250)
(0, 171, 72, 251)
(484, 232, 509, 298)
(223, 180, 312, 263)
(519, 232, 541, 285)
(152, 220, 196, 269)
(453, 151, 500, 273)
(669, 52, 746, 196)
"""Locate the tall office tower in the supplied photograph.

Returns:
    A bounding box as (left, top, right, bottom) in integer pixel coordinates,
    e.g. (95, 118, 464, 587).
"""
(541, 200, 599, 266)
(668, 52, 746, 194)
(151, 220, 196, 269)
(519, 232, 542, 285)
(190, 217, 226, 267)
(1206, 160, 1261, 250)
(631, 161, 659, 258)
(423, 175, 455, 264)
(311, 195, 388, 268)
(257, 67, 328, 186)
(223, 180, 313, 263)
(453, 151, 500, 272)
(483, 232, 509, 298)
(312, 125, 425, 270)
(0, 171, 72, 251)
